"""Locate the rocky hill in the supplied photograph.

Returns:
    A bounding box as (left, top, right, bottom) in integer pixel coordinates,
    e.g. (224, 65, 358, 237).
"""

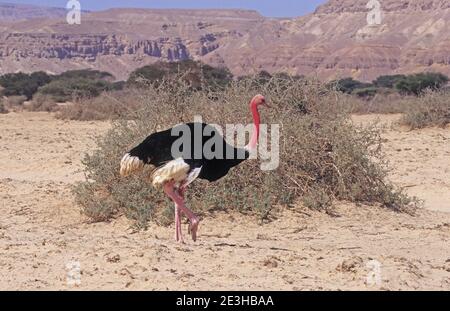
(0, 0, 449, 81)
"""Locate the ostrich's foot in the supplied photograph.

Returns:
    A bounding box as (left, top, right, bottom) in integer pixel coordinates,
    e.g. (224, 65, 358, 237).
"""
(187, 217, 200, 242)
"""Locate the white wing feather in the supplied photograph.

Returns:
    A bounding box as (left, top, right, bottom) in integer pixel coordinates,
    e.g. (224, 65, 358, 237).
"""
(181, 167, 202, 188)
(152, 158, 190, 188)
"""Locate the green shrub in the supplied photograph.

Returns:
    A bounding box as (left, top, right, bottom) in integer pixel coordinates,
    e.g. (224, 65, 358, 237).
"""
(57, 69, 113, 81)
(352, 87, 378, 99)
(238, 71, 304, 86)
(0, 71, 51, 99)
(74, 76, 418, 228)
(39, 77, 119, 102)
(127, 60, 233, 90)
(333, 78, 373, 94)
(395, 73, 449, 95)
(373, 75, 407, 88)
(0, 69, 120, 103)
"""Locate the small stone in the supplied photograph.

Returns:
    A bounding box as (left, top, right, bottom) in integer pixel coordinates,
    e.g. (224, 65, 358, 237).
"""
(106, 254, 121, 263)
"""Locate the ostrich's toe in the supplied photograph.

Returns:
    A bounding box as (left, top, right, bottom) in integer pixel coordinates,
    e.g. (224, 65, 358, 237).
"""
(188, 218, 199, 242)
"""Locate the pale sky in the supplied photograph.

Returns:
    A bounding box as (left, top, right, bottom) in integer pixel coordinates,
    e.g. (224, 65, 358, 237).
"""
(7, 0, 327, 18)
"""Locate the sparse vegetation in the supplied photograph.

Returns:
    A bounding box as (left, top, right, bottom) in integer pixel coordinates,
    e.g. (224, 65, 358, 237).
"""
(348, 88, 450, 124)
(56, 89, 144, 121)
(400, 90, 450, 129)
(26, 93, 58, 112)
(347, 92, 414, 114)
(74, 75, 418, 229)
(0, 99, 7, 114)
(2, 65, 447, 123)
(0, 95, 28, 112)
(127, 60, 233, 90)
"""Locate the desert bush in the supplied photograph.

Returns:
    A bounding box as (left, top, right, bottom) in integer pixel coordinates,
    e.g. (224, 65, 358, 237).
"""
(26, 93, 58, 112)
(347, 91, 417, 114)
(400, 90, 450, 129)
(238, 71, 304, 85)
(0, 69, 119, 102)
(57, 69, 114, 81)
(0, 99, 7, 114)
(0, 71, 51, 99)
(332, 78, 373, 94)
(395, 72, 449, 95)
(74, 75, 418, 228)
(57, 89, 144, 121)
(128, 60, 233, 90)
(1, 95, 28, 111)
(333, 73, 449, 100)
(373, 74, 407, 88)
(352, 86, 378, 99)
(38, 78, 119, 102)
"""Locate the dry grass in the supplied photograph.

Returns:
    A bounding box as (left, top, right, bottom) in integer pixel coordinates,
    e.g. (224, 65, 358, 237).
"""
(347, 92, 416, 115)
(26, 93, 58, 112)
(1, 95, 27, 111)
(74, 76, 419, 229)
(347, 89, 450, 131)
(56, 89, 144, 121)
(400, 90, 450, 129)
(0, 99, 7, 114)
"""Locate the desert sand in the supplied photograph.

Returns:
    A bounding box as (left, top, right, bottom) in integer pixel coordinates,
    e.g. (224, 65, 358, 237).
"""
(0, 112, 449, 290)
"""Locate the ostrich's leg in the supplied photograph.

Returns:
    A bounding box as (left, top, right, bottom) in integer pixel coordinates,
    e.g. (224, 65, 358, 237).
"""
(164, 181, 199, 242)
(174, 202, 183, 243)
(164, 181, 184, 243)
(177, 186, 199, 242)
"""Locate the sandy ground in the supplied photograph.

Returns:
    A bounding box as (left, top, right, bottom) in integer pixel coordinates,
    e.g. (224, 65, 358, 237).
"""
(0, 112, 449, 291)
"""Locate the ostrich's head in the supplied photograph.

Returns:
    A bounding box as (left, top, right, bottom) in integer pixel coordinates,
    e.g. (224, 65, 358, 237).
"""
(250, 94, 270, 109)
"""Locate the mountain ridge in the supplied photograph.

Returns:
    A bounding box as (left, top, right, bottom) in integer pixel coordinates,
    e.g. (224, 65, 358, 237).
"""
(0, 0, 449, 81)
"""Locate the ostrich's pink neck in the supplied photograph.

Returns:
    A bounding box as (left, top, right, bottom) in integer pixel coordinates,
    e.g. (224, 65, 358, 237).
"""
(246, 100, 261, 151)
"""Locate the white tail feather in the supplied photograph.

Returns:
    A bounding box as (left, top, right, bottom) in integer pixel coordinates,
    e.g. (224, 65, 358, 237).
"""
(120, 153, 144, 177)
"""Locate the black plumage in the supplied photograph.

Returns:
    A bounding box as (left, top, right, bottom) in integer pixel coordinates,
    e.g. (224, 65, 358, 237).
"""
(128, 123, 249, 182)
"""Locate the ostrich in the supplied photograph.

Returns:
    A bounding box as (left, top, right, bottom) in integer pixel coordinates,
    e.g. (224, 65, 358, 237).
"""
(120, 94, 269, 243)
